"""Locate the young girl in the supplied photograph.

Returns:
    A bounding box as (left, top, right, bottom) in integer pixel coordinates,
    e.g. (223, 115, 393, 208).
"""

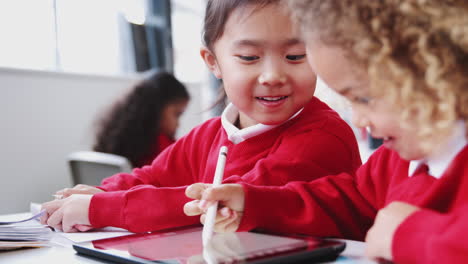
(93, 71, 190, 167)
(40, 0, 361, 234)
(185, 0, 468, 262)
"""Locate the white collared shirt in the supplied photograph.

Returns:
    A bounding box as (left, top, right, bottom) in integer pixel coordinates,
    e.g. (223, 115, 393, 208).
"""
(408, 121, 467, 178)
(220, 103, 303, 144)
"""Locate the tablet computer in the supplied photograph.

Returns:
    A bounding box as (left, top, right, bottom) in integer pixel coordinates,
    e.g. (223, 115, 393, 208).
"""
(73, 226, 345, 264)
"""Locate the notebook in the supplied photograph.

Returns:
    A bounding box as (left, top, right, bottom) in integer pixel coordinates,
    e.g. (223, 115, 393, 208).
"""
(73, 226, 345, 264)
(0, 210, 53, 250)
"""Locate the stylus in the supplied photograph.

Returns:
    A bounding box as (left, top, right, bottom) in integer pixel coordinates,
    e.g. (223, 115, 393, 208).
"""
(202, 146, 228, 247)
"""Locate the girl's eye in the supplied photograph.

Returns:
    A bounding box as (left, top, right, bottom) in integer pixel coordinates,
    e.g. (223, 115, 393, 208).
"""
(286, 54, 306, 61)
(237, 55, 259, 61)
(353, 96, 372, 105)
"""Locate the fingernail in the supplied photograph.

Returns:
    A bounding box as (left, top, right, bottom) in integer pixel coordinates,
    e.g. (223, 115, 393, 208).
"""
(221, 208, 230, 217)
(199, 200, 207, 209)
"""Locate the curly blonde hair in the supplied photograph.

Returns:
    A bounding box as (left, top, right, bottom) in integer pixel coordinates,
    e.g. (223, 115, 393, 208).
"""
(288, 0, 468, 151)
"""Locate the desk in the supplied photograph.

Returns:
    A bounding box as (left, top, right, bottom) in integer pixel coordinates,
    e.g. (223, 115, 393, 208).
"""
(0, 213, 377, 263)
(0, 246, 104, 264)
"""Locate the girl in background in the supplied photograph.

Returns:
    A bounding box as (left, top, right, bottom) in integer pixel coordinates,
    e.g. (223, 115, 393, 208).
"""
(41, 0, 361, 234)
(185, 0, 468, 262)
(94, 71, 190, 167)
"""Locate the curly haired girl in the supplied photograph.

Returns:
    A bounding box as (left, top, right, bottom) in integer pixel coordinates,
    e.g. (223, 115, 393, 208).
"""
(184, 1, 468, 262)
(93, 71, 190, 167)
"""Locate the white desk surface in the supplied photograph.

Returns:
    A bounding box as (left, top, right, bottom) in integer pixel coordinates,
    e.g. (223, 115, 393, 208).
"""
(0, 213, 378, 264)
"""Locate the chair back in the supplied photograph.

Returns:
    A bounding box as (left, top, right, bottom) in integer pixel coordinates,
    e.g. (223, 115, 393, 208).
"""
(67, 151, 132, 186)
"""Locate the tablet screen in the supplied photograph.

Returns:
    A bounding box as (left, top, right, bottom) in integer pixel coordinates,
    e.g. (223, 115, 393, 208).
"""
(74, 226, 345, 264)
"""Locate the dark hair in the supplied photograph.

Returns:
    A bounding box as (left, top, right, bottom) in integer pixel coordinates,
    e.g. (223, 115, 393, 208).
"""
(93, 71, 190, 167)
(203, 0, 281, 50)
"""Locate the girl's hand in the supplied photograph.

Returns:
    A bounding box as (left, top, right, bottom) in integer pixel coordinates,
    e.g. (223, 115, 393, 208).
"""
(365, 201, 419, 261)
(184, 183, 245, 233)
(40, 194, 94, 232)
(188, 232, 244, 263)
(55, 184, 103, 199)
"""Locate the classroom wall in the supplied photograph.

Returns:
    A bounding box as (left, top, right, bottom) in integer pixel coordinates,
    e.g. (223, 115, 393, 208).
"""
(0, 67, 205, 214)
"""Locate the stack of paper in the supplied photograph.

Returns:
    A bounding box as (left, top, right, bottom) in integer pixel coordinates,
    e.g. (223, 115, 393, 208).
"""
(0, 210, 53, 250)
(29, 202, 131, 247)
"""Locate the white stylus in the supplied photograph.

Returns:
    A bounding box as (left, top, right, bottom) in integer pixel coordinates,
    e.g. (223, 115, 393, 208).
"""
(202, 146, 228, 247)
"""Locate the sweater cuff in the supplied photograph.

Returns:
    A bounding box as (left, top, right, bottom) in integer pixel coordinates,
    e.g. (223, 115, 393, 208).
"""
(237, 183, 295, 232)
(98, 183, 121, 192)
(392, 209, 445, 263)
(89, 191, 128, 229)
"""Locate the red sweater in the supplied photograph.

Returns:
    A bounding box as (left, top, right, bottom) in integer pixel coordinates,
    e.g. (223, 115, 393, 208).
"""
(138, 133, 175, 167)
(239, 145, 468, 264)
(89, 97, 361, 233)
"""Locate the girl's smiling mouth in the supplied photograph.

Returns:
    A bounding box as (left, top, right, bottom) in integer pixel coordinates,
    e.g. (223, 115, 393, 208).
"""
(255, 96, 289, 107)
(382, 136, 396, 148)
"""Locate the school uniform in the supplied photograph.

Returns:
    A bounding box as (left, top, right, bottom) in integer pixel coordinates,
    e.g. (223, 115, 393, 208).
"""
(89, 97, 361, 233)
(238, 122, 468, 264)
(137, 133, 175, 167)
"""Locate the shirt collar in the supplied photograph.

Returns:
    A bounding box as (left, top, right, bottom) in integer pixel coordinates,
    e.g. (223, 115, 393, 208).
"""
(220, 103, 303, 144)
(409, 121, 467, 178)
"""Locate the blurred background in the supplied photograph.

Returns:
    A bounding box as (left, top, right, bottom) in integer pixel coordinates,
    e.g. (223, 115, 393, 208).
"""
(0, 0, 375, 214)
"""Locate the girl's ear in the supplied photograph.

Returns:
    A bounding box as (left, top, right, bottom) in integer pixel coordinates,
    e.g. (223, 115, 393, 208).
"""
(200, 47, 222, 79)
